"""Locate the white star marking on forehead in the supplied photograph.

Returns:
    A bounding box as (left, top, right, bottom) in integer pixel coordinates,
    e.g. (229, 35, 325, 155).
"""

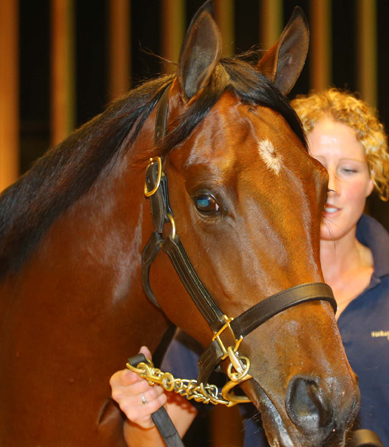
(258, 139, 282, 174)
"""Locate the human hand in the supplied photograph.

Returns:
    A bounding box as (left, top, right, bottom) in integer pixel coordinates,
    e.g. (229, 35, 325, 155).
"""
(110, 346, 167, 429)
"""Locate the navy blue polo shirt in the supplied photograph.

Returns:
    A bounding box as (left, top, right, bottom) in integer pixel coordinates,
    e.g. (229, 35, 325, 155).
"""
(162, 214, 389, 446)
(338, 214, 389, 445)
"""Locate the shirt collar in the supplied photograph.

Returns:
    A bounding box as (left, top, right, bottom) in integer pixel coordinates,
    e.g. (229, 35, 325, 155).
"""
(356, 214, 389, 279)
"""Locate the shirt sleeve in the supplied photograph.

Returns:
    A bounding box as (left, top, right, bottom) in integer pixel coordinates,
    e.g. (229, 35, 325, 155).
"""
(161, 329, 203, 380)
(161, 329, 225, 413)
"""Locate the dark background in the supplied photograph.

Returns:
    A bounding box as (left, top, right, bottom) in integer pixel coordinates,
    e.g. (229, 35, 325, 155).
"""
(19, 0, 389, 230)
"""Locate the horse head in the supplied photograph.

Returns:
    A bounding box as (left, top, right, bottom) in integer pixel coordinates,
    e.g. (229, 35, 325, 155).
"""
(138, 2, 360, 446)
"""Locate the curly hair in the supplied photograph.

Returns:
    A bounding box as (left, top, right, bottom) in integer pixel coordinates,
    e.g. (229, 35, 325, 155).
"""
(291, 88, 389, 201)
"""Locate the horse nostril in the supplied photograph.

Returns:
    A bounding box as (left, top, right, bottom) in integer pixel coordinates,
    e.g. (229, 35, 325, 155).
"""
(286, 376, 333, 435)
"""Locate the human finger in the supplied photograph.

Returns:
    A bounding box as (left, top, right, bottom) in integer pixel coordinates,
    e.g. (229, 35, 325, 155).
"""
(110, 368, 143, 389)
(139, 345, 152, 360)
(120, 389, 167, 429)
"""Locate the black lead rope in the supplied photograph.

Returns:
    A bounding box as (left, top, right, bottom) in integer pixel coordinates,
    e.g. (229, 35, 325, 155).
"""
(127, 354, 185, 447)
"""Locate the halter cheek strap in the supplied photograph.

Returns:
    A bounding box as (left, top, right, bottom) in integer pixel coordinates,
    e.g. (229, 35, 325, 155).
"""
(141, 84, 337, 394)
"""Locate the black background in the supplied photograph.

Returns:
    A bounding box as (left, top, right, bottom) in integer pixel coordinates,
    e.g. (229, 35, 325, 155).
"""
(19, 0, 389, 227)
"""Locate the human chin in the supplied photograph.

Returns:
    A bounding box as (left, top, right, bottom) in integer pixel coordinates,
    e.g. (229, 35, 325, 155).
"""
(319, 217, 347, 241)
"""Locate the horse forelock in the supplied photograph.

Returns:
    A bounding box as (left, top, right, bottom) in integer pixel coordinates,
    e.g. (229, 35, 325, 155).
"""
(143, 58, 306, 165)
(0, 51, 306, 279)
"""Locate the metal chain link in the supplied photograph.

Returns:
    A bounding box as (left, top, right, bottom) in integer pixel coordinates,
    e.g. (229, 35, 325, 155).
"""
(126, 358, 233, 406)
(126, 353, 251, 407)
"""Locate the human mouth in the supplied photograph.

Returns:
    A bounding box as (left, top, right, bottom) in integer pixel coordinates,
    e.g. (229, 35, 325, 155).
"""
(323, 204, 340, 215)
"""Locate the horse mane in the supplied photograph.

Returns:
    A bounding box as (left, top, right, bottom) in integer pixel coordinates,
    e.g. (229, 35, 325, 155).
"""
(0, 51, 306, 279)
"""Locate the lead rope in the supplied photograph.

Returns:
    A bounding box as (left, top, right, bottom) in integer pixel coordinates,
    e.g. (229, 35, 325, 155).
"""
(127, 354, 185, 447)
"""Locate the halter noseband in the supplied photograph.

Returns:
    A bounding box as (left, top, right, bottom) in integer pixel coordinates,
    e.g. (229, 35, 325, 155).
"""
(141, 84, 337, 405)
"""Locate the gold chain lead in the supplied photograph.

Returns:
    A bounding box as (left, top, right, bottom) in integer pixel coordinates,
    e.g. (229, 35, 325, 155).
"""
(126, 353, 252, 408)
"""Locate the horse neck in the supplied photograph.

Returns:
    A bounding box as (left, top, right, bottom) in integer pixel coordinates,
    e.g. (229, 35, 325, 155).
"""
(4, 142, 168, 365)
(0, 143, 169, 447)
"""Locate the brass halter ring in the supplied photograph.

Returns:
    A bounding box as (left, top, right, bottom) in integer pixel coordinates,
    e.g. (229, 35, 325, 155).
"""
(167, 213, 176, 240)
(144, 157, 162, 197)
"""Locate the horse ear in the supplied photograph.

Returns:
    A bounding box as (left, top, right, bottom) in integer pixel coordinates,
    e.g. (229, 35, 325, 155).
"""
(177, 0, 222, 101)
(257, 6, 309, 95)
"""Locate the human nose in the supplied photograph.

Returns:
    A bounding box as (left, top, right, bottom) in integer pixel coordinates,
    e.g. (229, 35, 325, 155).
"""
(327, 168, 339, 195)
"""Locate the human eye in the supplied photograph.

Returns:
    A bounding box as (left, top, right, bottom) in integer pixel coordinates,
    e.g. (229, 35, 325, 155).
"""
(340, 167, 358, 175)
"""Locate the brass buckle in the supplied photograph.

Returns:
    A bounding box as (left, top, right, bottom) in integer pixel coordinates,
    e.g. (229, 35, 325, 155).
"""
(212, 315, 243, 360)
(212, 315, 252, 406)
(144, 157, 163, 197)
(221, 348, 252, 405)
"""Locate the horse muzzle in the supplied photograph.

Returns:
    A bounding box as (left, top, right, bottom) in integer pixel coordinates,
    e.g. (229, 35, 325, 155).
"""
(244, 372, 360, 447)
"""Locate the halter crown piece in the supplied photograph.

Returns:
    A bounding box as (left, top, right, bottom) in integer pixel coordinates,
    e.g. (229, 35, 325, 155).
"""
(131, 83, 337, 407)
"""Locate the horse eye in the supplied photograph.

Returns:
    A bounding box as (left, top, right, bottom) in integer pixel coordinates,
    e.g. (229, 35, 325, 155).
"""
(193, 195, 220, 214)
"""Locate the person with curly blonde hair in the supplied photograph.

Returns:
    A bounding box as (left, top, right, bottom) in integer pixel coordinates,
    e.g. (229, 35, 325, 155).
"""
(292, 88, 389, 444)
(292, 88, 389, 201)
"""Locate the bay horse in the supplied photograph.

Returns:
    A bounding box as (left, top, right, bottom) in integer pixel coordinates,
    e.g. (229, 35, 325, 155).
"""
(0, 2, 359, 446)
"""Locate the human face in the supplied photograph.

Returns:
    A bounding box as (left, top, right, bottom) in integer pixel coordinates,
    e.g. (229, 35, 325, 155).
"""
(308, 118, 374, 242)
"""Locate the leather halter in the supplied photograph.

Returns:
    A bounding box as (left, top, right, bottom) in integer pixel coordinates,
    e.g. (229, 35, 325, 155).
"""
(142, 83, 337, 388)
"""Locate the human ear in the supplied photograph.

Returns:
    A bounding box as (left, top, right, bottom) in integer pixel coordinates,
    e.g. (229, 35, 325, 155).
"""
(366, 178, 374, 197)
